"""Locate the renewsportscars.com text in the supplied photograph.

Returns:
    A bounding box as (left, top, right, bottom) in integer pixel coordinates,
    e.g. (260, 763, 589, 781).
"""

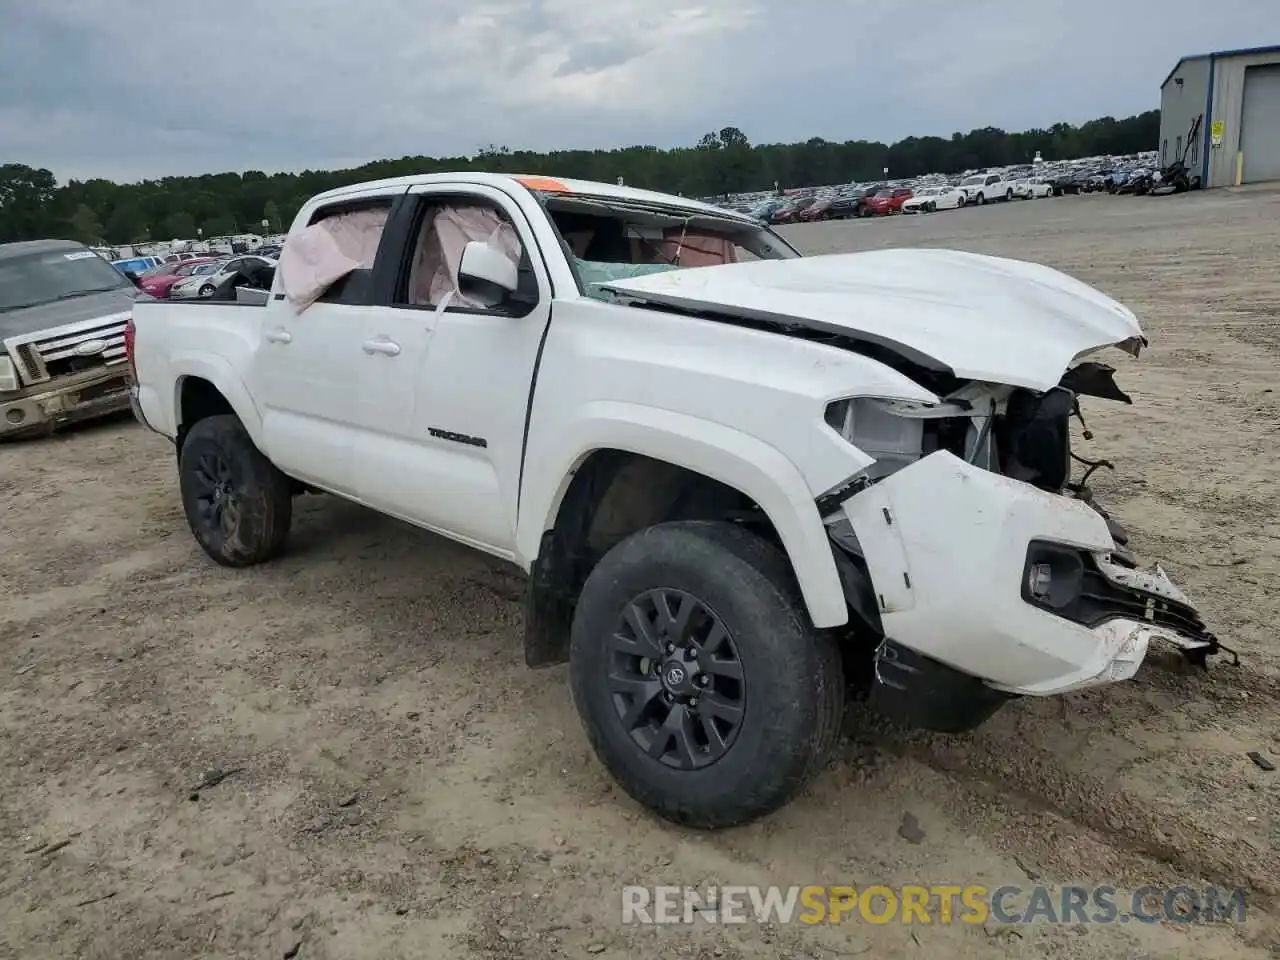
(621, 884, 1249, 926)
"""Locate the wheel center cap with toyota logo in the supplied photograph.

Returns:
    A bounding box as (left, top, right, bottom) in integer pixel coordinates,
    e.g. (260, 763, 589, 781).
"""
(660, 659, 695, 696)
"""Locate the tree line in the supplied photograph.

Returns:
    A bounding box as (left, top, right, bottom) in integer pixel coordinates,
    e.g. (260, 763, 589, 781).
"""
(1, 110, 1158, 246)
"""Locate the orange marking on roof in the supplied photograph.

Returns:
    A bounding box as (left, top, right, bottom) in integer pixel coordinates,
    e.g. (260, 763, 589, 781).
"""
(515, 175, 572, 193)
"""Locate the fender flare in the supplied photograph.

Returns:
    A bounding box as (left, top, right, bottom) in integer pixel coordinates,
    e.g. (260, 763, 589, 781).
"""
(170, 352, 265, 449)
(518, 401, 850, 629)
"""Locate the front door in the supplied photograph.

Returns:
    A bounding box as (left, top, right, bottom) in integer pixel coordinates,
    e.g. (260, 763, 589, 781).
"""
(350, 183, 553, 558)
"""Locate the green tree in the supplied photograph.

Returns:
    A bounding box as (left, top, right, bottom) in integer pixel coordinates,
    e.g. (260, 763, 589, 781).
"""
(164, 210, 198, 239)
(104, 205, 145, 245)
(0, 164, 58, 242)
(263, 200, 281, 233)
(0, 109, 1162, 243)
(69, 204, 105, 244)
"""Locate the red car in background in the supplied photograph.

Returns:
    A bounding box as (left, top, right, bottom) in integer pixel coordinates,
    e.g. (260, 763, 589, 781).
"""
(136, 257, 219, 298)
(769, 196, 817, 224)
(862, 187, 914, 216)
(798, 198, 834, 222)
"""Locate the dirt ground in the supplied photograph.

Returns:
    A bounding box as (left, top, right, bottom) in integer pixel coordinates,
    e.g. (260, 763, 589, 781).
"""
(2, 189, 1278, 960)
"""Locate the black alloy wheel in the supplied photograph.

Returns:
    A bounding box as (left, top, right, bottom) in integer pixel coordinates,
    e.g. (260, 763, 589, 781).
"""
(605, 588, 746, 771)
(188, 448, 241, 543)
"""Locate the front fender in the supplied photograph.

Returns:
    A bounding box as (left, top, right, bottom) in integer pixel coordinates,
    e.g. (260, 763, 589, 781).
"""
(519, 400, 849, 629)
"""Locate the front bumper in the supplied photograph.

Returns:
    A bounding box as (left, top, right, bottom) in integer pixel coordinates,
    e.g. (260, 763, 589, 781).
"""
(0, 368, 131, 438)
(836, 451, 1217, 701)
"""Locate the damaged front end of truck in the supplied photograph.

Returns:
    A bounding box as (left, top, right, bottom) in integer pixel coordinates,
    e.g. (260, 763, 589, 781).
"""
(603, 247, 1234, 735)
(818, 356, 1232, 734)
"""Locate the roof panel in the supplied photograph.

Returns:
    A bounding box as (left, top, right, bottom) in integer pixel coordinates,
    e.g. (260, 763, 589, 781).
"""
(1163, 44, 1280, 88)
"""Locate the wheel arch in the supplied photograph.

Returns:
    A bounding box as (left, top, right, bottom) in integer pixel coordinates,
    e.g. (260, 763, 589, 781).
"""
(519, 406, 849, 667)
(170, 356, 264, 454)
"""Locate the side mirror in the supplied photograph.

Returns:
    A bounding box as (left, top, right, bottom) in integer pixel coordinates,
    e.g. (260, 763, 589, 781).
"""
(458, 240, 518, 306)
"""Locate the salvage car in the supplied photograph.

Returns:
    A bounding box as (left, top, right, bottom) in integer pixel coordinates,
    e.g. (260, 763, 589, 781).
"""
(862, 187, 914, 216)
(769, 196, 817, 224)
(1013, 177, 1054, 200)
(901, 185, 965, 213)
(126, 173, 1228, 829)
(958, 172, 1014, 205)
(0, 240, 143, 438)
(170, 256, 275, 299)
(136, 256, 220, 298)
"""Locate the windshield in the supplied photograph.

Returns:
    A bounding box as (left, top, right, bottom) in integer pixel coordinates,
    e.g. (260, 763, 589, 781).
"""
(874, 189, 895, 198)
(916, 187, 940, 196)
(540, 194, 799, 300)
(0, 249, 132, 312)
(962, 176, 985, 186)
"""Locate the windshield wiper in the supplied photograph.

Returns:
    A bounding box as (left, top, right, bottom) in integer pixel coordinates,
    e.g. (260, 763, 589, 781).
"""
(59, 286, 128, 299)
(0, 286, 128, 312)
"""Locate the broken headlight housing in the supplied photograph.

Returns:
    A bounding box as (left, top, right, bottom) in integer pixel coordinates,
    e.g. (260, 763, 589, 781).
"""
(824, 397, 929, 480)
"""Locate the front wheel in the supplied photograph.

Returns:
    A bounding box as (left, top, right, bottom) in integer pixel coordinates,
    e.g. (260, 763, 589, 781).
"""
(198, 284, 215, 298)
(976, 192, 986, 205)
(179, 414, 293, 567)
(569, 521, 845, 829)
(1005, 189, 1014, 201)
(927, 202, 937, 213)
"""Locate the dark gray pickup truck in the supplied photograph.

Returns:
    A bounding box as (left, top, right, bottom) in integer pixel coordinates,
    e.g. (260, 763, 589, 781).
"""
(0, 239, 146, 438)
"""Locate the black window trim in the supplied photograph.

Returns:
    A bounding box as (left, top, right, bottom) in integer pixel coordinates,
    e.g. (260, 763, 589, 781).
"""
(380, 189, 544, 320)
(300, 193, 401, 306)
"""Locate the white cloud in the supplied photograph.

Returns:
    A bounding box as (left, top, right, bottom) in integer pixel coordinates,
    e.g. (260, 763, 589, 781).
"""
(1, 0, 1277, 181)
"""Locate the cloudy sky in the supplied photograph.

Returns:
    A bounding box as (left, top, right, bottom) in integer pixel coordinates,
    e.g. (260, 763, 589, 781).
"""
(2, 0, 1276, 183)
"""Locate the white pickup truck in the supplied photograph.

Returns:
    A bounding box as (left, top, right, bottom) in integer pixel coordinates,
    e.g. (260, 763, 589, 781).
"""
(957, 171, 1015, 205)
(127, 172, 1227, 828)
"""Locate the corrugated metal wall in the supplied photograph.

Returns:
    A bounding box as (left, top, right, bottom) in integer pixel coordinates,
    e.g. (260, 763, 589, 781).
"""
(1207, 50, 1280, 187)
(1160, 59, 1210, 170)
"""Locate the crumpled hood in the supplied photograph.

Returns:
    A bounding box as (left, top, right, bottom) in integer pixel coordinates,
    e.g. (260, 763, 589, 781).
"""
(600, 248, 1145, 392)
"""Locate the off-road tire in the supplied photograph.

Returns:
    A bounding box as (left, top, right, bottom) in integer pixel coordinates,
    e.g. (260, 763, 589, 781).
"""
(178, 414, 292, 567)
(569, 521, 845, 829)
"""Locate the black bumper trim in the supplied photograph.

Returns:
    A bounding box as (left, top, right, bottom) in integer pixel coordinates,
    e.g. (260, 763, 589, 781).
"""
(868, 639, 1015, 734)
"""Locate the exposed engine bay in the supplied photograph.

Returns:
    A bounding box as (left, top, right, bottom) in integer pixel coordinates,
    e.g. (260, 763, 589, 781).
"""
(820, 353, 1233, 671)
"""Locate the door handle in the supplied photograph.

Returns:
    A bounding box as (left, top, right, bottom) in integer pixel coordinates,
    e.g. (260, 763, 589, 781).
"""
(362, 337, 401, 357)
(265, 329, 292, 344)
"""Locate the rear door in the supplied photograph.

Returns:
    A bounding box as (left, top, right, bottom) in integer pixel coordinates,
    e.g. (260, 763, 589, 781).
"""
(349, 181, 554, 556)
(247, 189, 402, 496)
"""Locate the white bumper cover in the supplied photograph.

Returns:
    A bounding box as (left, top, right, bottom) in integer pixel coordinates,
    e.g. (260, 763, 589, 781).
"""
(841, 451, 1203, 696)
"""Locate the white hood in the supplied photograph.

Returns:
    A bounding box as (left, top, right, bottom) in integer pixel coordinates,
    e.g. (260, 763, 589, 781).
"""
(601, 249, 1144, 392)
(600, 249, 1143, 392)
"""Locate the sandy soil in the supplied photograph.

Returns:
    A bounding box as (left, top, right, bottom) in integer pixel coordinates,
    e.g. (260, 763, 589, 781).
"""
(2, 189, 1278, 960)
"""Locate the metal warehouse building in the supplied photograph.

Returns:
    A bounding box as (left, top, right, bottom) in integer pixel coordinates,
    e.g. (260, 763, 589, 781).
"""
(1160, 44, 1280, 188)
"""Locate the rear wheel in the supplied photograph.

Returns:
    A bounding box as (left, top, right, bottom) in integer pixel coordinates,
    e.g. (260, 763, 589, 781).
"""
(179, 414, 293, 567)
(569, 521, 845, 829)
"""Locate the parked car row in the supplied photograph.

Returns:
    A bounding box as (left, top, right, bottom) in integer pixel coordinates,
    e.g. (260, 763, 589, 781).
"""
(133, 253, 279, 299)
(744, 173, 1057, 224)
